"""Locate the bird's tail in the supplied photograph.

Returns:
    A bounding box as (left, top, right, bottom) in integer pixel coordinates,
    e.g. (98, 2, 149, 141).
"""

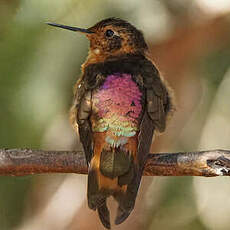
(87, 145, 142, 229)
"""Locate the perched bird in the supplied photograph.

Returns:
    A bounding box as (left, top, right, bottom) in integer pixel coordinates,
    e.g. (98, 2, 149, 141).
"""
(47, 18, 173, 229)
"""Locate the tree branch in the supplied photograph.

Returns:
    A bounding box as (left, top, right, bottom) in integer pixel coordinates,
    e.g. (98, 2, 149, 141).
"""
(0, 149, 230, 177)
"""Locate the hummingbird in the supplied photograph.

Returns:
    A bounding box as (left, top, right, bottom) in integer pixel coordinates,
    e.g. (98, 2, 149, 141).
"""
(47, 18, 173, 229)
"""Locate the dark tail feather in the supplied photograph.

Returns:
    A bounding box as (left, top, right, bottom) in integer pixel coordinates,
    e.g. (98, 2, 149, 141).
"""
(114, 165, 143, 225)
(115, 206, 132, 225)
(98, 201, 111, 229)
(87, 168, 99, 210)
(115, 112, 155, 225)
(88, 168, 111, 228)
(114, 185, 136, 226)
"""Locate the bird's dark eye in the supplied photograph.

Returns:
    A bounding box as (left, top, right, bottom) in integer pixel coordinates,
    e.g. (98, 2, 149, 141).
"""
(105, 29, 114, 37)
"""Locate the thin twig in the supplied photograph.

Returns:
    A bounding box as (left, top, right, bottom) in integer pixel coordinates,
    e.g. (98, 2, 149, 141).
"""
(0, 149, 230, 177)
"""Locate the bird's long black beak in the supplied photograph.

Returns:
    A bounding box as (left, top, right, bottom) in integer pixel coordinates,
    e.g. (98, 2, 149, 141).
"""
(46, 22, 94, 34)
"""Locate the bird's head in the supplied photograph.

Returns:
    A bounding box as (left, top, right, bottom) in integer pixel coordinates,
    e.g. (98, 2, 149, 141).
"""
(47, 18, 148, 63)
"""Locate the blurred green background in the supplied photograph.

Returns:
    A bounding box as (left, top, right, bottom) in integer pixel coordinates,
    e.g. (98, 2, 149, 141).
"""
(1, 0, 230, 229)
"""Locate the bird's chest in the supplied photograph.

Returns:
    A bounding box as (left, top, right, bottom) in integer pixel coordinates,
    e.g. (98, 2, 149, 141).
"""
(91, 73, 143, 143)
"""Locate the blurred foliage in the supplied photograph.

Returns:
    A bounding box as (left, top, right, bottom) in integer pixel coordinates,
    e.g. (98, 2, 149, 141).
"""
(0, 0, 230, 229)
(200, 45, 230, 89)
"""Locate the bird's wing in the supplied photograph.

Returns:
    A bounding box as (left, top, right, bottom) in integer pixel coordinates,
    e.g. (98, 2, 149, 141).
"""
(141, 59, 172, 133)
(70, 73, 105, 165)
(77, 91, 93, 164)
(70, 80, 93, 164)
(137, 59, 173, 170)
(124, 62, 173, 212)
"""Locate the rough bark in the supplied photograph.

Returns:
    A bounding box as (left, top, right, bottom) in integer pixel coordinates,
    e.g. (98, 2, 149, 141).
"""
(0, 148, 229, 177)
